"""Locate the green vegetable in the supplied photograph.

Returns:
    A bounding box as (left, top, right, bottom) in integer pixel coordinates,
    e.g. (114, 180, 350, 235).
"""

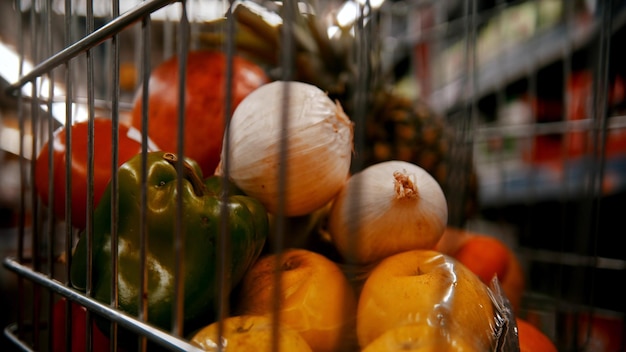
(70, 151, 268, 335)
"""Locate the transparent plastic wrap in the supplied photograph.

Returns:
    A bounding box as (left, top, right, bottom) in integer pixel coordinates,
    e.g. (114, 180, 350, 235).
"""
(353, 250, 515, 351)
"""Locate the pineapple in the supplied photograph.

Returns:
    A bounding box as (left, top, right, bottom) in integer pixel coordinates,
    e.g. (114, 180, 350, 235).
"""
(197, 0, 478, 227)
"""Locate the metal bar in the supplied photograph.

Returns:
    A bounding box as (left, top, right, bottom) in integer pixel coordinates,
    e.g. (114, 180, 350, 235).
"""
(43, 1, 56, 351)
(26, 17, 41, 352)
(491, 0, 509, 207)
(4, 323, 34, 352)
(581, 5, 614, 347)
(109, 0, 122, 349)
(522, 248, 626, 272)
(5, 0, 179, 94)
(84, 2, 97, 351)
(449, 0, 477, 227)
(271, 1, 299, 350)
(557, 0, 576, 277)
(63, 2, 76, 352)
(138, 7, 153, 351)
(12, 1, 29, 347)
(351, 0, 370, 174)
(173, 0, 190, 339)
(474, 115, 626, 141)
(2, 257, 205, 352)
(215, 0, 234, 345)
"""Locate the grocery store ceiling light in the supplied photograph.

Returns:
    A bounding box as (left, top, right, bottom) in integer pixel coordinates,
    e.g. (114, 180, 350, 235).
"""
(336, 0, 383, 29)
(337, 1, 359, 28)
(0, 41, 37, 98)
(0, 41, 84, 126)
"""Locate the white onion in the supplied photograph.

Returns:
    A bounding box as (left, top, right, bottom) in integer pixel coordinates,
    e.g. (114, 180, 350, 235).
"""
(328, 160, 448, 264)
(220, 81, 354, 216)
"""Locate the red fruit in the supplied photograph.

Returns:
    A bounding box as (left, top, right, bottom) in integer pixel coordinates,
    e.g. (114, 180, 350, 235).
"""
(516, 318, 558, 352)
(51, 298, 112, 352)
(130, 50, 269, 177)
(34, 118, 153, 229)
(453, 234, 511, 284)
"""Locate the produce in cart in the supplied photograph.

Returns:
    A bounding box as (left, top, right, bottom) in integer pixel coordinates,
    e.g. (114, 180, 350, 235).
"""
(217, 80, 354, 217)
(69, 151, 269, 341)
(208, 69, 514, 351)
(327, 160, 448, 264)
(357, 250, 504, 351)
(130, 50, 269, 177)
(233, 248, 358, 352)
(51, 297, 112, 352)
(190, 314, 313, 351)
(516, 317, 558, 352)
(198, 0, 478, 225)
(436, 227, 526, 314)
(34, 117, 157, 229)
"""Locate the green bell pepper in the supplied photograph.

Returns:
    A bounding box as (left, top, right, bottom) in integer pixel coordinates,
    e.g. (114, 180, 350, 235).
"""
(70, 151, 268, 335)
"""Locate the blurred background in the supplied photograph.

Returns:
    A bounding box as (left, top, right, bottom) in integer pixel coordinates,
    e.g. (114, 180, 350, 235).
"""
(2, 0, 626, 351)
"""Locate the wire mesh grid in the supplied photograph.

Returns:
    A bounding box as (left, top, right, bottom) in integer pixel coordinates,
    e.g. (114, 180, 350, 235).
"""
(1, 0, 625, 351)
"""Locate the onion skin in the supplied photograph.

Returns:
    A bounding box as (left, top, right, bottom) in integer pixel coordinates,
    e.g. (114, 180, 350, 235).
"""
(328, 160, 448, 264)
(221, 81, 354, 216)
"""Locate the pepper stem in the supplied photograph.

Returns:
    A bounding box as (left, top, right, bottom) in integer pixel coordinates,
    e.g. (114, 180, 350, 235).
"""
(163, 152, 207, 197)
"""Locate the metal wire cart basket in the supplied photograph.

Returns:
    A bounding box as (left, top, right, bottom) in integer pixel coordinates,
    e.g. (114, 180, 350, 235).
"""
(1, 0, 625, 351)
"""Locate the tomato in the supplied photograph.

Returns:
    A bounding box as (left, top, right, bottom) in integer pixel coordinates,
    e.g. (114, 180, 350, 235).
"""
(51, 298, 113, 352)
(34, 117, 155, 229)
(130, 50, 269, 177)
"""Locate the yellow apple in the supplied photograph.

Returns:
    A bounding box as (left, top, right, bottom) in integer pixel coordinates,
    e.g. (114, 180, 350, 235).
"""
(361, 323, 479, 352)
(234, 248, 358, 352)
(189, 314, 312, 351)
(357, 249, 499, 351)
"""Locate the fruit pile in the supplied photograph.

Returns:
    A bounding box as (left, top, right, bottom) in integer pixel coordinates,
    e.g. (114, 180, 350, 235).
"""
(34, 62, 556, 350)
(183, 80, 532, 352)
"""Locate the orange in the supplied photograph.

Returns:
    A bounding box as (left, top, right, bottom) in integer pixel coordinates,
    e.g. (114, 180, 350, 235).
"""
(453, 235, 511, 285)
(437, 227, 525, 313)
(234, 248, 358, 352)
(499, 246, 525, 314)
(516, 318, 558, 352)
(435, 226, 471, 255)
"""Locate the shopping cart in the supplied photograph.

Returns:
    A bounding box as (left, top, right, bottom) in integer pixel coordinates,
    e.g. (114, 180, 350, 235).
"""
(1, 0, 625, 351)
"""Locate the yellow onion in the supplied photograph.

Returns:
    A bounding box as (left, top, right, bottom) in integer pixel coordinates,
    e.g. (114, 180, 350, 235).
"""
(328, 160, 448, 264)
(219, 81, 354, 216)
